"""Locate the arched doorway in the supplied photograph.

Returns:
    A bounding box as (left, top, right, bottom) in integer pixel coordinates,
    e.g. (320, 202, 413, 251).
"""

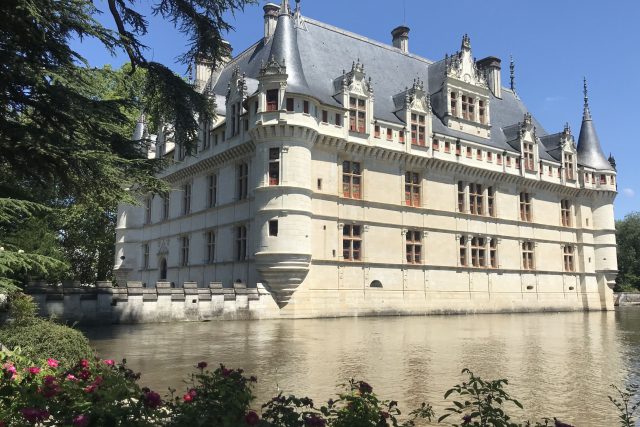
(159, 258, 167, 281)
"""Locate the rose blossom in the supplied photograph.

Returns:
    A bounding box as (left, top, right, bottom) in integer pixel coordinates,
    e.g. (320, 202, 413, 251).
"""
(72, 414, 90, 427)
(79, 359, 90, 368)
(183, 394, 193, 403)
(47, 358, 59, 368)
(196, 361, 207, 369)
(103, 359, 115, 366)
(28, 367, 41, 375)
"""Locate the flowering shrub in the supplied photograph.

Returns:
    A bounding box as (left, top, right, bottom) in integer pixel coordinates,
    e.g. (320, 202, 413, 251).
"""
(0, 350, 163, 426)
(0, 352, 634, 427)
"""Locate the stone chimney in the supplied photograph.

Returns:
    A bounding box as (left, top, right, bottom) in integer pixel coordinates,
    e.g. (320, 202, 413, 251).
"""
(195, 41, 232, 94)
(476, 56, 502, 99)
(264, 3, 279, 41)
(391, 26, 410, 53)
(194, 56, 214, 93)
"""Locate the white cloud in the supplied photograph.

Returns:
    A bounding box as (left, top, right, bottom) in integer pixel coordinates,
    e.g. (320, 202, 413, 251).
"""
(623, 188, 635, 198)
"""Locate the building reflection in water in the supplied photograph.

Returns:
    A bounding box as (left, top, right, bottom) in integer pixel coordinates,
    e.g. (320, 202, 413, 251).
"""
(86, 309, 636, 426)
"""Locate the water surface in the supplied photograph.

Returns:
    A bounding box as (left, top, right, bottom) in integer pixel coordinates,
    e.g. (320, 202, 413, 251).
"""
(85, 309, 640, 426)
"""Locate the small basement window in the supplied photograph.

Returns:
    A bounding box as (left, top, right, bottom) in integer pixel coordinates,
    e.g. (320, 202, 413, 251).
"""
(370, 280, 383, 288)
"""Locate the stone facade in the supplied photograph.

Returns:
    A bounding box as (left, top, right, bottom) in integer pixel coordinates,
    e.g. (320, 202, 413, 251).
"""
(114, 0, 618, 319)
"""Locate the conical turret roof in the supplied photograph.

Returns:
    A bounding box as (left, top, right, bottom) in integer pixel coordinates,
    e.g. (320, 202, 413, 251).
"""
(268, 1, 311, 95)
(577, 79, 614, 171)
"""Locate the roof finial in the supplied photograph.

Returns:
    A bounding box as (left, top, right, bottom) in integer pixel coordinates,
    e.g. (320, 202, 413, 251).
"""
(509, 55, 515, 92)
(583, 76, 591, 120)
(280, 0, 289, 14)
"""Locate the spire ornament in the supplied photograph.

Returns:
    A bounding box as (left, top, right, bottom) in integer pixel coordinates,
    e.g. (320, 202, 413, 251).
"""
(583, 77, 591, 120)
(509, 55, 516, 93)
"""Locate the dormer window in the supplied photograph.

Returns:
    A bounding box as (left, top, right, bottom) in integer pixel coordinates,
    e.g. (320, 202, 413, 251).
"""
(349, 97, 366, 133)
(266, 89, 279, 111)
(450, 92, 457, 116)
(563, 154, 575, 180)
(286, 97, 294, 112)
(461, 95, 474, 121)
(411, 113, 426, 146)
(230, 103, 242, 137)
(523, 142, 535, 171)
(479, 100, 486, 124)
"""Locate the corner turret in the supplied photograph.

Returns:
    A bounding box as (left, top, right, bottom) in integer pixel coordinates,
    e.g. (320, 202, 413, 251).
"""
(577, 78, 614, 171)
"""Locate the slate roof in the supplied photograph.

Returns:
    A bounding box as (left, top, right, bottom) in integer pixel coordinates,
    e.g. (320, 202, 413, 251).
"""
(210, 6, 610, 167)
(577, 108, 614, 171)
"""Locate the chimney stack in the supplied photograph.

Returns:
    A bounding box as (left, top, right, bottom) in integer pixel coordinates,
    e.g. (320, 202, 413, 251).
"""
(195, 41, 232, 94)
(476, 56, 502, 99)
(391, 26, 410, 53)
(264, 3, 279, 41)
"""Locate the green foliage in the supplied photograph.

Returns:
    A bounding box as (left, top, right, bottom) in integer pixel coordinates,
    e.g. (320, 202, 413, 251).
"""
(439, 369, 523, 427)
(3, 293, 37, 325)
(0, 318, 94, 366)
(609, 384, 640, 427)
(616, 212, 640, 291)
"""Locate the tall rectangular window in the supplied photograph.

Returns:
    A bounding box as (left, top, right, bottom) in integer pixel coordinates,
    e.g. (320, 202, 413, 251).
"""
(322, 110, 328, 123)
(469, 183, 483, 216)
(457, 181, 466, 213)
(386, 128, 393, 141)
(266, 89, 279, 112)
(411, 113, 426, 146)
(303, 100, 310, 114)
(406, 230, 422, 264)
(142, 243, 149, 269)
(342, 224, 362, 261)
(236, 225, 247, 261)
(180, 236, 190, 267)
(237, 163, 248, 200)
(450, 92, 457, 116)
(145, 197, 152, 224)
(444, 141, 451, 153)
(523, 143, 535, 171)
(269, 148, 280, 186)
(207, 174, 217, 208)
(404, 172, 420, 207)
(459, 236, 467, 266)
(374, 125, 380, 138)
(487, 152, 493, 163)
(563, 246, 575, 272)
(522, 241, 535, 270)
(206, 231, 215, 264)
(564, 154, 575, 180)
(230, 104, 237, 136)
(203, 120, 211, 150)
(342, 161, 362, 199)
(349, 97, 366, 133)
(466, 147, 472, 158)
(519, 192, 532, 222)
(335, 113, 342, 127)
(487, 186, 496, 217)
(399, 130, 405, 144)
(432, 139, 440, 151)
(182, 183, 192, 215)
(497, 153, 503, 165)
(286, 97, 294, 112)
(471, 237, 486, 268)
(561, 199, 572, 227)
(479, 100, 486, 124)
(461, 95, 474, 121)
(162, 195, 170, 220)
(489, 239, 498, 268)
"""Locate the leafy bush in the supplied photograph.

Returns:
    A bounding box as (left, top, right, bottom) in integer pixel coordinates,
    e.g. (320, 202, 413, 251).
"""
(0, 318, 94, 366)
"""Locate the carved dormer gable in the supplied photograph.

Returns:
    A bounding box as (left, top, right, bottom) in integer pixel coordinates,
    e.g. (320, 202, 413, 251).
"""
(333, 59, 374, 135)
(519, 112, 536, 141)
(226, 66, 248, 138)
(445, 35, 488, 88)
(226, 66, 248, 104)
(517, 113, 539, 173)
(257, 56, 288, 114)
(560, 123, 577, 152)
(392, 78, 432, 146)
(560, 122, 577, 181)
(333, 59, 374, 98)
(259, 55, 287, 78)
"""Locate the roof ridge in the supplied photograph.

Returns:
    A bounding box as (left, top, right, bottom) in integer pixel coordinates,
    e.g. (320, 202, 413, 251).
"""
(303, 17, 433, 66)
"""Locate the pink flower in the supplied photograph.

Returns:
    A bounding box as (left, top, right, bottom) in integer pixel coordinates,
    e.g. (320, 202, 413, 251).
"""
(83, 384, 96, 393)
(79, 359, 90, 368)
(43, 375, 56, 385)
(183, 394, 193, 403)
(28, 367, 41, 375)
(142, 391, 162, 409)
(78, 370, 91, 380)
(2, 363, 17, 380)
(244, 411, 260, 425)
(103, 359, 115, 366)
(72, 414, 90, 427)
(66, 374, 78, 382)
(21, 408, 50, 423)
(188, 388, 197, 397)
(47, 358, 59, 368)
(92, 376, 104, 386)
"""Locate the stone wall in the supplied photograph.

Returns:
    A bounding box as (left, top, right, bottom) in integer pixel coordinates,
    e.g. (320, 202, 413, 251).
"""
(614, 293, 640, 306)
(25, 281, 280, 325)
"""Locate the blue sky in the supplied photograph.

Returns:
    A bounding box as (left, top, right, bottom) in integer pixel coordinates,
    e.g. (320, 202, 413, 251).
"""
(77, 0, 639, 219)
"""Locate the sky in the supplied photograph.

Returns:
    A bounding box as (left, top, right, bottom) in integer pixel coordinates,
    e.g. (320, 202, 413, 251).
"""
(75, 0, 640, 219)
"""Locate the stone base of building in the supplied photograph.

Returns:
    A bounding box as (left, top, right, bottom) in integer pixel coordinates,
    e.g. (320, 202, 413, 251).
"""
(25, 276, 614, 325)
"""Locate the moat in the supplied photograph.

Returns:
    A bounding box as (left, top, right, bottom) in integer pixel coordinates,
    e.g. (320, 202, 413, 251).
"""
(85, 309, 640, 426)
